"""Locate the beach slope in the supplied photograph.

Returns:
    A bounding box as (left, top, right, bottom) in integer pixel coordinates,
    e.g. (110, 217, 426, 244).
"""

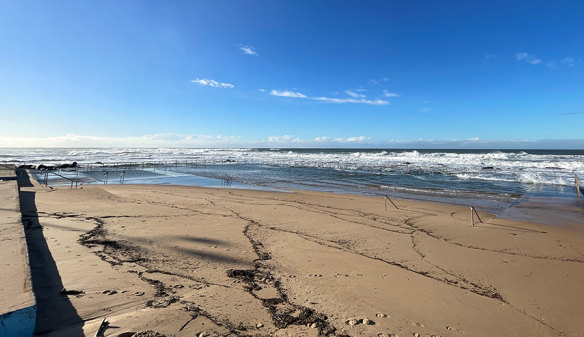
(26, 184, 584, 337)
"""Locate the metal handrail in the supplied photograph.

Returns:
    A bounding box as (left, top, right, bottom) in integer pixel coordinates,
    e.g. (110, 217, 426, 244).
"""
(38, 170, 82, 188)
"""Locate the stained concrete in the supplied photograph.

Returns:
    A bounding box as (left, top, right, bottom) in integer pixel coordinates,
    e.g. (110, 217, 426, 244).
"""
(0, 166, 36, 337)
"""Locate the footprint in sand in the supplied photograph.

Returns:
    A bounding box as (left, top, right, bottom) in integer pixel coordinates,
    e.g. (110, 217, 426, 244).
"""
(363, 318, 375, 325)
(346, 319, 359, 326)
(345, 318, 376, 326)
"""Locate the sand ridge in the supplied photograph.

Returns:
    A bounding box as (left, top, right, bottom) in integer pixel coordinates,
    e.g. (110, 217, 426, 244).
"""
(25, 184, 584, 337)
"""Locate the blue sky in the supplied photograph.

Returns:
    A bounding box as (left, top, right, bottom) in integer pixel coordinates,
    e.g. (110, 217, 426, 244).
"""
(0, 1, 583, 148)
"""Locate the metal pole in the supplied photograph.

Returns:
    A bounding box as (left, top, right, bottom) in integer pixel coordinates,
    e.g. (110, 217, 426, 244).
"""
(385, 196, 398, 209)
(576, 174, 581, 200)
(472, 207, 483, 223)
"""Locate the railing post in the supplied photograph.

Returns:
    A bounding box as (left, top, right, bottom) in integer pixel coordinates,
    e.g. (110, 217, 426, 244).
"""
(576, 174, 581, 200)
(385, 196, 398, 210)
(470, 206, 482, 227)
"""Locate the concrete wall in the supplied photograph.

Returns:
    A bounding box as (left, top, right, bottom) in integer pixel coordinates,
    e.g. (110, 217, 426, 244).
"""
(0, 166, 36, 337)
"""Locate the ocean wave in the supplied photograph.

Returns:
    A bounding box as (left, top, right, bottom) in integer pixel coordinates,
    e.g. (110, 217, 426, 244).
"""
(2, 148, 583, 187)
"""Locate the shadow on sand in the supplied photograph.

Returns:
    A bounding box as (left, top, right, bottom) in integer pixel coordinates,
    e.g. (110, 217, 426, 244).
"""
(17, 170, 84, 336)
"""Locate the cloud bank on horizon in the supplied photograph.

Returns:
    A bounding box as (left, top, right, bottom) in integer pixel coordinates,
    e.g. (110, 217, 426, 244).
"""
(2, 133, 584, 149)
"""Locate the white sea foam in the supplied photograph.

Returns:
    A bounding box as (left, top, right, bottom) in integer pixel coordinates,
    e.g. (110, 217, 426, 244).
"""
(2, 148, 583, 186)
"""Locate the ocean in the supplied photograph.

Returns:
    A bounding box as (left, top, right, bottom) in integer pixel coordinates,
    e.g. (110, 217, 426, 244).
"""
(2, 148, 583, 214)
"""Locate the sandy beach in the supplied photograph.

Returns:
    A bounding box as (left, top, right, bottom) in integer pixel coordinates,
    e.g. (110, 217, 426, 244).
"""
(19, 176, 584, 337)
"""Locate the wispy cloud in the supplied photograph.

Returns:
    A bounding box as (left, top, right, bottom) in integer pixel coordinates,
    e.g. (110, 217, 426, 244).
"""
(240, 45, 259, 56)
(561, 111, 584, 115)
(315, 136, 370, 143)
(345, 90, 366, 98)
(266, 135, 301, 143)
(0, 133, 244, 148)
(516, 52, 542, 65)
(346, 136, 368, 142)
(270, 90, 307, 98)
(561, 57, 575, 67)
(2, 133, 584, 149)
(312, 96, 389, 105)
(192, 78, 234, 88)
(383, 90, 400, 97)
(269, 89, 388, 105)
(516, 53, 580, 68)
(369, 77, 389, 85)
(421, 107, 432, 112)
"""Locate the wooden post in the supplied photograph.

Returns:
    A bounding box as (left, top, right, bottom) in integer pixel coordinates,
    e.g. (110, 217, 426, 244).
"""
(470, 207, 474, 227)
(576, 174, 581, 200)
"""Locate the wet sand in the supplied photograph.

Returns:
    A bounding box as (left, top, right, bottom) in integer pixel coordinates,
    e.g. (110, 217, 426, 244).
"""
(22, 182, 584, 337)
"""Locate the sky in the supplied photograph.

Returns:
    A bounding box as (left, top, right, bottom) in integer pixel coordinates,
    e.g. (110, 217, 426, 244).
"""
(0, 1, 583, 148)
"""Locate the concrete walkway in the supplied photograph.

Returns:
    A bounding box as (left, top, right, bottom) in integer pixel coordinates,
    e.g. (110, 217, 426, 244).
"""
(0, 166, 36, 337)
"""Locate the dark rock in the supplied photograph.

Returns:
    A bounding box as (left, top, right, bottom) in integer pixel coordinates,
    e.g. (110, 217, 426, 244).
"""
(37, 164, 56, 170)
(58, 161, 78, 169)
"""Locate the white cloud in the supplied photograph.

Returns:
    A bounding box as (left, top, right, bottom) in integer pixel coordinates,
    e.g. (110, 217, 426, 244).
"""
(346, 136, 367, 142)
(266, 135, 301, 143)
(315, 136, 371, 143)
(312, 96, 389, 105)
(240, 46, 258, 56)
(561, 57, 575, 67)
(383, 90, 400, 97)
(270, 90, 307, 98)
(0, 133, 244, 148)
(515, 52, 542, 65)
(258, 88, 266, 92)
(191, 78, 234, 88)
(267, 135, 292, 142)
(269, 89, 388, 105)
(421, 107, 432, 112)
(3, 133, 583, 149)
(345, 90, 366, 98)
(370, 77, 389, 85)
(516, 53, 579, 68)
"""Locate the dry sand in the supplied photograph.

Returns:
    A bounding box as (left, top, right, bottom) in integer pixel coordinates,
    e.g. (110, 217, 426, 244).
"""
(20, 180, 584, 337)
